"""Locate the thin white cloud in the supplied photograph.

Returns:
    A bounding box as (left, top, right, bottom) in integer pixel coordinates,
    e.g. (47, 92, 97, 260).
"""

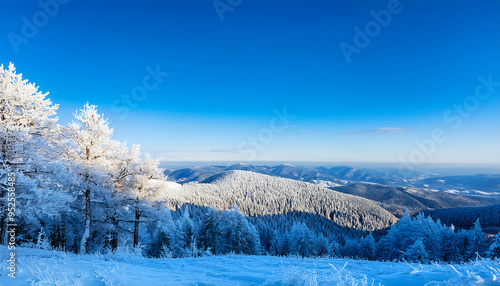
(344, 127, 409, 135)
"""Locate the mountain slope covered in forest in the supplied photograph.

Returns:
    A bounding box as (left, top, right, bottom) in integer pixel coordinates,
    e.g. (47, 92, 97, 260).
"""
(421, 204, 500, 233)
(332, 183, 499, 216)
(159, 170, 398, 231)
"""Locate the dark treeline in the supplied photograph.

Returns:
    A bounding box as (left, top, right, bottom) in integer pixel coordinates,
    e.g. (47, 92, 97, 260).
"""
(21, 202, 500, 264)
(422, 204, 500, 234)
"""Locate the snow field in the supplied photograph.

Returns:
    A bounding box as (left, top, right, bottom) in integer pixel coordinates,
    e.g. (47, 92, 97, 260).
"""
(1, 246, 499, 286)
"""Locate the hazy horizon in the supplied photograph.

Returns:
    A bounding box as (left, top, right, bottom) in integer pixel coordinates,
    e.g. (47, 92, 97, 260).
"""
(159, 160, 500, 175)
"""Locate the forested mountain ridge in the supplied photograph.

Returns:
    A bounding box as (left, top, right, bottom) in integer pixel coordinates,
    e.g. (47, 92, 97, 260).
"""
(422, 204, 500, 234)
(166, 164, 500, 200)
(332, 183, 500, 217)
(159, 170, 398, 231)
(166, 164, 500, 217)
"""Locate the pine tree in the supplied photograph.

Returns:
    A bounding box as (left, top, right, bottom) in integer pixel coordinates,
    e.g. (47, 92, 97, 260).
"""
(403, 238, 429, 263)
(198, 207, 220, 253)
(269, 230, 280, 256)
(376, 235, 393, 260)
(455, 229, 469, 262)
(169, 222, 186, 258)
(342, 238, 359, 258)
(217, 206, 260, 255)
(49, 224, 66, 250)
(315, 235, 329, 257)
(467, 219, 486, 259)
(328, 240, 341, 258)
(441, 227, 460, 262)
(181, 209, 194, 249)
(290, 222, 314, 257)
(488, 233, 500, 259)
(281, 230, 291, 256)
(359, 233, 376, 260)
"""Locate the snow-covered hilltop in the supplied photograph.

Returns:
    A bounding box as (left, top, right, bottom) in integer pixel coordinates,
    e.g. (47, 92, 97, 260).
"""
(166, 164, 500, 217)
(161, 170, 398, 231)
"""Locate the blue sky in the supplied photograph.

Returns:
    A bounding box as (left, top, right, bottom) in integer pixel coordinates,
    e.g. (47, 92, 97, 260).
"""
(1, 0, 500, 164)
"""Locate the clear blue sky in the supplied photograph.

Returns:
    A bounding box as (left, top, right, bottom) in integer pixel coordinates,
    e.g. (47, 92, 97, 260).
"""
(1, 0, 500, 164)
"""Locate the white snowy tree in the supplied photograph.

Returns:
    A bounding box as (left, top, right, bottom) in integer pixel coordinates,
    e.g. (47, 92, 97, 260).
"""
(488, 233, 500, 259)
(402, 237, 429, 263)
(129, 154, 165, 248)
(218, 206, 260, 255)
(290, 222, 314, 257)
(359, 233, 376, 260)
(198, 207, 220, 253)
(0, 63, 73, 244)
(104, 142, 141, 250)
(466, 219, 486, 259)
(315, 234, 329, 257)
(62, 103, 118, 253)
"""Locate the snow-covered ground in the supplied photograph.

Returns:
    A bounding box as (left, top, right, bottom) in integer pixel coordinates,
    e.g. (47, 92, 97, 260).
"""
(1, 246, 499, 286)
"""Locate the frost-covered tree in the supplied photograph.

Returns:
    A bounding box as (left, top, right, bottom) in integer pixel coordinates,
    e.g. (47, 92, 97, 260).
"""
(342, 238, 360, 258)
(441, 226, 460, 262)
(328, 240, 341, 258)
(290, 222, 314, 257)
(0, 63, 72, 244)
(180, 209, 194, 249)
(269, 230, 280, 256)
(218, 206, 260, 255)
(106, 143, 141, 249)
(402, 237, 429, 263)
(168, 221, 186, 258)
(129, 154, 164, 247)
(488, 233, 500, 259)
(455, 229, 470, 262)
(198, 207, 220, 253)
(466, 219, 486, 259)
(62, 103, 118, 253)
(315, 234, 329, 257)
(359, 233, 376, 260)
(414, 214, 442, 261)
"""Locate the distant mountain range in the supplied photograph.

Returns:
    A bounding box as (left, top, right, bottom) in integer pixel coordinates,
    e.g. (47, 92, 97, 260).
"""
(416, 174, 500, 195)
(166, 163, 500, 195)
(166, 163, 423, 185)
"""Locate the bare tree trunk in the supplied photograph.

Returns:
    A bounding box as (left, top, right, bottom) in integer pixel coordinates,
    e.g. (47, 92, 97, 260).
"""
(0, 186, 6, 245)
(133, 200, 140, 248)
(79, 187, 91, 253)
(111, 212, 118, 251)
(0, 138, 9, 245)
